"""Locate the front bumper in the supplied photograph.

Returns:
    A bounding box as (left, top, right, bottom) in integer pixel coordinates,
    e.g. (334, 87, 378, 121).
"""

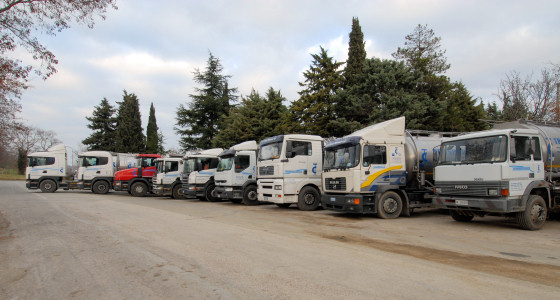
(215, 186, 242, 200)
(432, 195, 524, 213)
(321, 193, 375, 214)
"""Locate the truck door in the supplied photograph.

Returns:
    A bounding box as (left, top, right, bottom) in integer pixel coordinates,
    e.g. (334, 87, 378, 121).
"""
(361, 145, 388, 192)
(507, 135, 544, 197)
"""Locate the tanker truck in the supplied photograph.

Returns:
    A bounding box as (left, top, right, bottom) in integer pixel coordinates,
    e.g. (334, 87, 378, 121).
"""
(152, 154, 185, 199)
(113, 154, 162, 197)
(433, 120, 560, 230)
(183, 148, 222, 201)
(214, 141, 258, 205)
(26, 144, 136, 194)
(321, 117, 450, 218)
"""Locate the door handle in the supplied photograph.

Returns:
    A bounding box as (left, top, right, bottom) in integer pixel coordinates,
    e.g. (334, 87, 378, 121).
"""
(42, 170, 47, 173)
(96, 171, 101, 174)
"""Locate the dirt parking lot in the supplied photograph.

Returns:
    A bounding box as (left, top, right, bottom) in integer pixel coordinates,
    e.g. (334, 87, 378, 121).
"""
(1, 180, 559, 299)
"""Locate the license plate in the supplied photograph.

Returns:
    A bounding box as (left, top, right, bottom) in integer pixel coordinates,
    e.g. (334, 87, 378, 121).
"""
(330, 197, 336, 202)
(264, 196, 268, 201)
(455, 200, 468, 206)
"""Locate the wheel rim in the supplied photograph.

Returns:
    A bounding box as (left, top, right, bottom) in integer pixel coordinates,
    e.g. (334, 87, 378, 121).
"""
(45, 182, 53, 190)
(304, 193, 316, 205)
(134, 185, 143, 193)
(248, 190, 257, 201)
(98, 184, 107, 192)
(530, 203, 546, 223)
(383, 197, 398, 214)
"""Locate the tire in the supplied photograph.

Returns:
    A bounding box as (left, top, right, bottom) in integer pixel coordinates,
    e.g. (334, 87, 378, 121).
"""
(205, 183, 219, 202)
(276, 203, 291, 208)
(171, 184, 183, 199)
(39, 179, 57, 193)
(516, 195, 547, 230)
(130, 182, 148, 197)
(297, 186, 320, 211)
(92, 180, 110, 194)
(242, 185, 259, 206)
(377, 191, 402, 219)
(450, 210, 474, 222)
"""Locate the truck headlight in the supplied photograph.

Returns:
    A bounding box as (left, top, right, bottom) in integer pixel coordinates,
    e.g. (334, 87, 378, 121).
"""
(225, 187, 233, 192)
(274, 185, 282, 190)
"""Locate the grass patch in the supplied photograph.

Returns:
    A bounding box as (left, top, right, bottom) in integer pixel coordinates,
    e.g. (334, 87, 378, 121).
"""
(0, 168, 25, 180)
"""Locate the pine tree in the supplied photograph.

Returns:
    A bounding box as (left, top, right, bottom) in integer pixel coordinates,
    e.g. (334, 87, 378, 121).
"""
(114, 91, 146, 153)
(145, 102, 161, 154)
(485, 102, 503, 121)
(345, 17, 366, 87)
(82, 98, 117, 151)
(175, 52, 237, 150)
(212, 88, 287, 148)
(441, 82, 488, 132)
(289, 47, 344, 136)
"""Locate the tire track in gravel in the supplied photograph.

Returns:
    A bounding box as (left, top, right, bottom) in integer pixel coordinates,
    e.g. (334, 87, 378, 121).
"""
(319, 233, 560, 288)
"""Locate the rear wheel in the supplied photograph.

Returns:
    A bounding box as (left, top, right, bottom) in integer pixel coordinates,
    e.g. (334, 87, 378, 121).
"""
(516, 195, 547, 230)
(377, 191, 402, 219)
(40, 179, 57, 193)
(242, 185, 259, 206)
(92, 181, 110, 194)
(130, 182, 148, 197)
(297, 186, 320, 211)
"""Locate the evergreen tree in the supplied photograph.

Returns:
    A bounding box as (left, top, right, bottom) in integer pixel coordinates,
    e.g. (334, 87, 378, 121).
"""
(345, 17, 366, 87)
(175, 52, 237, 150)
(212, 88, 287, 148)
(288, 47, 344, 136)
(441, 82, 488, 132)
(145, 102, 161, 154)
(485, 102, 503, 121)
(332, 58, 442, 135)
(82, 98, 117, 151)
(392, 24, 450, 75)
(114, 91, 146, 153)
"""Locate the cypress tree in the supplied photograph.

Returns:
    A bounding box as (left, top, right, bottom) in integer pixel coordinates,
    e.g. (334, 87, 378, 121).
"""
(114, 90, 146, 153)
(345, 17, 366, 87)
(145, 102, 160, 154)
(82, 98, 117, 151)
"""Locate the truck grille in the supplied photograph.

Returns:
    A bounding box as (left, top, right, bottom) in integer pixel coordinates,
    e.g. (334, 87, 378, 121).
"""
(436, 181, 504, 197)
(325, 177, 346, 191)
(259, 166, 274, 176)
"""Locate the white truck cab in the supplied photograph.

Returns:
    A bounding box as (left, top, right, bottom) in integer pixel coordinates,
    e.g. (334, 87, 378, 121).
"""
(214, 141, 258, 205)
(184, 148, 223, 201)
(152, 155, 185, 198)
(257, 134, 324, 210)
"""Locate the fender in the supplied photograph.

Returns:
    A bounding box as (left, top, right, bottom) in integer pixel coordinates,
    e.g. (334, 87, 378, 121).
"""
(522, 180, 551, 208)
(241, 180, 257, 191)
(203, 178, 215, 191)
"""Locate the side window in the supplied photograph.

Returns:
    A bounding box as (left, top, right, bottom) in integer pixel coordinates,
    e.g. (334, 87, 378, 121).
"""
(167, 161, 178, 172)
(511, 136, 540, 161)
(290, 141, 311, 157)
(235, 155, 251, 172)
(363, 145, 387, 166)
(98, 157, 108, 166)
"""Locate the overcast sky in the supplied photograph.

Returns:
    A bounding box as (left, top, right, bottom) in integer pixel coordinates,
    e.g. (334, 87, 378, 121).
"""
(17, 0, 560, 151)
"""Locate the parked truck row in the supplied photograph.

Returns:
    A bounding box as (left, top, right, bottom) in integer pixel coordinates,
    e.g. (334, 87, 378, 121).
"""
(25, 117, 560, 230)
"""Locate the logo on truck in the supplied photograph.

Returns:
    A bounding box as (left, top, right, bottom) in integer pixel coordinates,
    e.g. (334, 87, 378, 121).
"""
(454, 185, 468, 189)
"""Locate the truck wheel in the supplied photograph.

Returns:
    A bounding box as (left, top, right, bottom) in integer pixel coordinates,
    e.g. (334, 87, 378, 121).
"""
(450, 210, 474, 222)
(40, 179, 57, 193)
(242, 185, 259, 206)
(171, 184, 183, 199)
(92, 181, 110, 194)
(205, 183, 219, 202)
(516, 195, 547, 230)
(130, 182, 148, 197)
(377, 191, 402, 219)
(297, 186, 320, 211)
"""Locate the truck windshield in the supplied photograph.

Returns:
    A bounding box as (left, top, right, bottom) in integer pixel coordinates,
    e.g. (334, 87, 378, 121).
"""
(439, 135, 507, 165)
(27, 156, 55, 167)
(217, 155, 234, 172)
(259, 141, 282, 161)
(186, 157, 214, 171)
(324, 144, 360, 170)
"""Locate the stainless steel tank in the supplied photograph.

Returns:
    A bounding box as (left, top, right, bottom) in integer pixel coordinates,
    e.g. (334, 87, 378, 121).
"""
(404, 131, 448, 186)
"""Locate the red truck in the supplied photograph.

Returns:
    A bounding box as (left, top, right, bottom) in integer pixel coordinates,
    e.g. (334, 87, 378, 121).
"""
(113, 154, 161, 197)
